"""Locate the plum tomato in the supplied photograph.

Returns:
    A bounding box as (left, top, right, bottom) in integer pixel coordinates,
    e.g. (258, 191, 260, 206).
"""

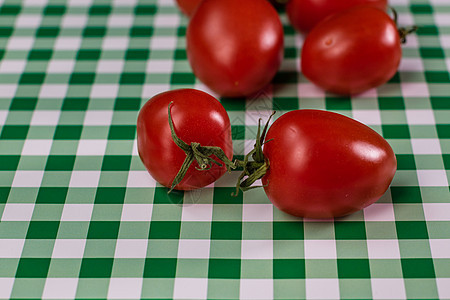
(137, 89, 234, 191)
(186, 0, 284, 97)
(301, 6, 403, 95)
(237, 110, 397, 219)
(286, 0, 387, 33)
(175, 0, 203, 17)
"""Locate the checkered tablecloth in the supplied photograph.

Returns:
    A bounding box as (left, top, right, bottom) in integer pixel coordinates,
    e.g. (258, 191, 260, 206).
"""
(0, 0, 449, 299)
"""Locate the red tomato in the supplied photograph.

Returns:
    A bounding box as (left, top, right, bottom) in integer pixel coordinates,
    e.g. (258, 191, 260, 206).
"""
(259, 110, 396, 218)
(186, 0, 284, 97)
(137, 89, 233, 191)
(301, 6, 402, 95)
(175, 0, 202, 17)
(286, 0, 387, 33)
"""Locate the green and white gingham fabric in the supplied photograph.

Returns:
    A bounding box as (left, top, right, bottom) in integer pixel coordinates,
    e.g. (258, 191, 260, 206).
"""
(0, 0, 449, 299)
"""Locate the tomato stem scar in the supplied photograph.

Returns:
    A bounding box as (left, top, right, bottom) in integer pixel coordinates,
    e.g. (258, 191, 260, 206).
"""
(167, 102, 236, 193)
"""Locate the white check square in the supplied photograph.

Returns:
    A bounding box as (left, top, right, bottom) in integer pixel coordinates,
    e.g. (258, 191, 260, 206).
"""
(42, 278, 79, 299)
(114, 239, 148, 258)
(177, 239, 210, 259)
(52, 239, 86, 258)
(1, 204, 35, 221)
(304, 240, 336, 259)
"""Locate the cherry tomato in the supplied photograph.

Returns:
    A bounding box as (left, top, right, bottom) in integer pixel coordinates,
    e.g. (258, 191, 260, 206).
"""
(259, 110, 397, 218)
(137, 89, 233, 191)
(186, 0, 284, 97)
(286, 0, 387, 33)
(175, 0, 202, 17)
(301, 6, 402, 95)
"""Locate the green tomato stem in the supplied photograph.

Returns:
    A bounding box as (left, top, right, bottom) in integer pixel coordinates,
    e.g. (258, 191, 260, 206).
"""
(167, 102, 236, 193)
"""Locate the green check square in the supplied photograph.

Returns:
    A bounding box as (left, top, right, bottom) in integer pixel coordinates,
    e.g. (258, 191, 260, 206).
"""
(144, 258, 177, 278)
(208, 259, 241, 279)
(437, 124, 450, 138)
(108, 125, 136, 139)
(174, 49, 187, 60)
(337, 259, 371, 278)
(0, 27, 12, 37)
(273, 221, 304, 240)
(89, 5, 112, 15)
(10, 98, 38, 110)
(325, 96, 352, 110)
(273, 97, 299, 111)
(273, 259, 305, 279)
(54, 125, 83, 139)
(28, 50, 53, 60)
(135, 5, 157, 15)
(425, 71, 450, 83)
(130, 26, 153, 37)
(149, 221, 181, 239)
(120, 73, 146, 84)
(83, 27, 106, 37)
(334, 221, 366, 239)
(62, 98, 89, 111)
(273, 71, 297, 84)
(410, 4, 433, 14)
(401, 258, 435, 278)
(79, 258, 114, 278)
(396, 154, 416, 170)
(213, 187, 243, 204)
(0, 187, 10, 203)
(419, 48, 445, 58)
(396, 221, 429, 239)
(101, 155, 131, 171)
(378, 97, 405, 110)
(70, 73, 96, 84)
(0, 155, 20, 170)
(77, 50, 101, 60)
(19, 73, 46, 85)
(382, 124, 411, 139)
(36, 187, 68, 204)
(26, 221, 60, 239)
(211, 221, 242, 240)
(87, 221, 120, 239)
(95, 187, 126, 204)
(43, 5, 66, 15)
(0, 5, 21, 15)
(45, 155, 76, 171)
(125, 49, 150, 60)
(391, 186, 422, 203)
(431, 97, 450, 109)
(16, 258, 51, 278)
(36, 27, 59, 37)
(171, 73, 196, 84)
(1, 125, 29, 139)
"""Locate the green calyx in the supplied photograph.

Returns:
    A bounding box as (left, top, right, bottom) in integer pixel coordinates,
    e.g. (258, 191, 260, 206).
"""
(390, 7, 418, 44)
(233, 111, 276, 196)
(168, 102, 236, 193)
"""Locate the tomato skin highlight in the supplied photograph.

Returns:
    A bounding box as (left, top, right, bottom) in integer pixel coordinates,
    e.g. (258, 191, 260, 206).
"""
(301, 6, 402, 96)
(186, 0, 284, 97)
(286, 0, 387, 33)
(261, 110, 397, 219)
(175, 0, 203, 17)
(136, 89, 233, 191)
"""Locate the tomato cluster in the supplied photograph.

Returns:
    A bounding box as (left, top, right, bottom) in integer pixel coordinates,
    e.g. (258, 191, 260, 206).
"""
(175, 0, 414, 96)
(136, 0, 407, 218)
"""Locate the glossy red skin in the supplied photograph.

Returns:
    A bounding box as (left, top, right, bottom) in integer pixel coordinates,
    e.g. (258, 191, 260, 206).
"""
(262, 110, 397, 219)
(175, 0, 203, 17)
(286, 0, 387, 33)
(186, 0, 284, 97)
(301, 6, 402, 96)
(136, 89, 233, 191)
